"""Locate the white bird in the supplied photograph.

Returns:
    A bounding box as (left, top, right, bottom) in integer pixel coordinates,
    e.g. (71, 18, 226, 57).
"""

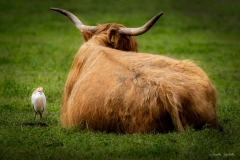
(31, 87, 46, 122)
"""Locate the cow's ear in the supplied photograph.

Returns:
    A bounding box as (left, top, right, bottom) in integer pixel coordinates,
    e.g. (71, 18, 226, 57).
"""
(108, 30, 117, 44)
(81, 30, 94, 42)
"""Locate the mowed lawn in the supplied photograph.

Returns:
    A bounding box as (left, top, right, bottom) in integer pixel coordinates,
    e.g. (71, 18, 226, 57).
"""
(0, 0, 239, 159)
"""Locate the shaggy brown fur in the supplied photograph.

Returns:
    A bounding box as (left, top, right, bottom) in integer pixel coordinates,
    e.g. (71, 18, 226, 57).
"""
(60, 23, 221, 133)
(81, 24, 138, 52)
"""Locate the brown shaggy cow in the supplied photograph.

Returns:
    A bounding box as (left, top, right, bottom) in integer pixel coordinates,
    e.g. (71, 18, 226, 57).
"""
(51, 8, 221, 133)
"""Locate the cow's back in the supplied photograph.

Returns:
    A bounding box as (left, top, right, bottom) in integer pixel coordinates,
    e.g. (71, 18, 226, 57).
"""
(62, 47, 219, 133)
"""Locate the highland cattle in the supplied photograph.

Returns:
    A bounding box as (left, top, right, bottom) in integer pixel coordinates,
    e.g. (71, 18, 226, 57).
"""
(51, 8, 221, 133)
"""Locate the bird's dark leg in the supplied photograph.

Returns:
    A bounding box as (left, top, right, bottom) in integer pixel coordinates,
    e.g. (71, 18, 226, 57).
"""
(34, 112, 37, 121)
(40, 113, 42, 123)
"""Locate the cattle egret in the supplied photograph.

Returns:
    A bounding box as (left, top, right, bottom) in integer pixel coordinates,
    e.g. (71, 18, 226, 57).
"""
(31, 87, 46, 122)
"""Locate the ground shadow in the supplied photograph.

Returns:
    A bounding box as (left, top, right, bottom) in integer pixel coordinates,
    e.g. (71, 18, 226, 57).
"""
(21, 122, 48, 127)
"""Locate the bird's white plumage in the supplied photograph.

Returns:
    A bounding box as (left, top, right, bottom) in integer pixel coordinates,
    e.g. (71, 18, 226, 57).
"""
(31, 87, 46, 121)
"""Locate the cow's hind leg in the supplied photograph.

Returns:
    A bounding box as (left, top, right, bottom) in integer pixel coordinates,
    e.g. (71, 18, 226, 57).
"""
(166, 93, 184, 132)
(207, 116, 223, 131)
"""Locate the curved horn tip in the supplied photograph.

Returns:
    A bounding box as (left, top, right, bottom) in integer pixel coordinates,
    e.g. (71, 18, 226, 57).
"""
(50, 7, 61, 10)
(119, 12, 164, 36)
(50, 7, 58, 11)
(155, 12, 164, 19)
(50, 7, 64, 12)
(50, 7, 67, 13)
(50, 7, 98, 33)
(158, 12, 164, 17)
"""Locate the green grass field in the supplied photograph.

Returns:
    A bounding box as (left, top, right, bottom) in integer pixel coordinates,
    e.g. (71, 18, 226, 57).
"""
(0, 0, 239, 159)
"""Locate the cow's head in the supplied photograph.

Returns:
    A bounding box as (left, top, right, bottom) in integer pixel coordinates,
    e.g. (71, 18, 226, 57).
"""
(51, 8, 163, 52)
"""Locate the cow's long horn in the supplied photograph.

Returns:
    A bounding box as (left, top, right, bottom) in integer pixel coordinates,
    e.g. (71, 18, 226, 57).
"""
(119, 12, 163, 36)
(50, 7, 97, 33)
